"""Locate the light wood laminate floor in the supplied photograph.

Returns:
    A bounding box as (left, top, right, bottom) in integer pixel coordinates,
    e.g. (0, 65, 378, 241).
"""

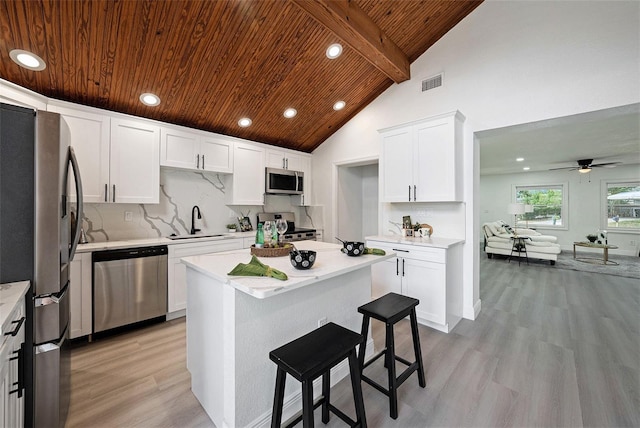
(66, 256, 640, 427)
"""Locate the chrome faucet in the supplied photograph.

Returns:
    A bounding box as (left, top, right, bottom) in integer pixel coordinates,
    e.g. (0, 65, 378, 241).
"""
(190, 205, 202, 235)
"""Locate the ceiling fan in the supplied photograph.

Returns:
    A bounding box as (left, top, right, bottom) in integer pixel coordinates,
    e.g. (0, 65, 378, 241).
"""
(549, 158, 621, 174)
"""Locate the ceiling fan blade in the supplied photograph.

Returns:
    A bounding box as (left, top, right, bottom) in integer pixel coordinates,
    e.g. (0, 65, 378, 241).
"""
(548, 166, 579, 171)
(591, 162, 621, 168)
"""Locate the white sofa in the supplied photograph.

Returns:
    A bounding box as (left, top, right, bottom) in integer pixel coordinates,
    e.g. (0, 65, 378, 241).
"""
(483, 220, 561, 265)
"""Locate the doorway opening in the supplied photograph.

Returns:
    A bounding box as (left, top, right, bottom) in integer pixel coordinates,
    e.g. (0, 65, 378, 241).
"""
(335, 160, 379, 242)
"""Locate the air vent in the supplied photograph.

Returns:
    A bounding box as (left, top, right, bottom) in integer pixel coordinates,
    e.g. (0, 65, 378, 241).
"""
(422, 74, 442, 92)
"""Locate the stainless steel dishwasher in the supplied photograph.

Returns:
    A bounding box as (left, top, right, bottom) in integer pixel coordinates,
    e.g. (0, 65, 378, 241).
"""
(92, 245, 168, 334)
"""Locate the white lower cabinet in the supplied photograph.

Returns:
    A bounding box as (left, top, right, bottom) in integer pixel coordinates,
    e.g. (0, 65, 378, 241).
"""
(367, 239, 463, 333)
(0, 287, 26, 427)
(69, 252, 93, 339)
(168, 239, 243, 314)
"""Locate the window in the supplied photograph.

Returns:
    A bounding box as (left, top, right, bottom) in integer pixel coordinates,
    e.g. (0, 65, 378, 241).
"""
(604, 181, 640, 231)
(514, 184, 567, 229)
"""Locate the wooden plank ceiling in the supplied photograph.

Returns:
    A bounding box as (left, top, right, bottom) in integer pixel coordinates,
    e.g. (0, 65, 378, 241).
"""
(0, 0, 482, 152)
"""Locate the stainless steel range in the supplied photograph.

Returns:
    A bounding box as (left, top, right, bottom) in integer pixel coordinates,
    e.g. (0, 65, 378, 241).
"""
(256, 212, 316, 242)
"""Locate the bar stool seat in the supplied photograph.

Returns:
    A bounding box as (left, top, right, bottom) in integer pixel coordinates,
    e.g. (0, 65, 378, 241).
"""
(357, 292, 426, 419)
(270, 322, 367, 428)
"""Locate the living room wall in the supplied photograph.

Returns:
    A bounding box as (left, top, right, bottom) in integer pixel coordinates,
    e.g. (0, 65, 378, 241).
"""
(480, 164, 639, 256)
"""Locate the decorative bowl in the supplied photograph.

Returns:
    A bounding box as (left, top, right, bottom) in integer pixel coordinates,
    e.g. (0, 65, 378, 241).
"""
(342, 241, 365, 256)
(290, 250, 316, 269)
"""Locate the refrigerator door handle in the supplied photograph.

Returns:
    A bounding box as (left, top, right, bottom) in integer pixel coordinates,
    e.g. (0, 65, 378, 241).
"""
(35, 282, 69, 307)
(68, 146, 83, 260)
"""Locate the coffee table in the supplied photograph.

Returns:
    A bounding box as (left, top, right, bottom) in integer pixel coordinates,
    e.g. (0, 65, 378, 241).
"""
(573, 241, 619, 265)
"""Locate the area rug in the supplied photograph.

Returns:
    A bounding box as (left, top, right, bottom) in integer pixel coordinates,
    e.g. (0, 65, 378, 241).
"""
(546, 250, 640, 279)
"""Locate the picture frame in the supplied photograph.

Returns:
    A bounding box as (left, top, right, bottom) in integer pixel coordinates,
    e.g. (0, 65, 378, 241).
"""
(402, 215, 412, 230)
(239, 216, 253, 232)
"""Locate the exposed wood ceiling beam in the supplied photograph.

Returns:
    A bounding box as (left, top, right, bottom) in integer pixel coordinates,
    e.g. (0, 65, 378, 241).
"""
(291, 0, 410, 83)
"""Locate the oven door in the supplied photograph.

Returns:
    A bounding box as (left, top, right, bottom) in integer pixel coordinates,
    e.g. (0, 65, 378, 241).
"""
(265, 168, 303, 195)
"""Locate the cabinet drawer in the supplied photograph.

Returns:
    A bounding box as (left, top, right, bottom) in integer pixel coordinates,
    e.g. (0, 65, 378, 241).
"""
(169, 239, 243, 259)
(366, 241, 445, 264)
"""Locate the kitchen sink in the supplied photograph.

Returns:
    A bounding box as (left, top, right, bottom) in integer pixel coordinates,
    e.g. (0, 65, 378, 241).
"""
(167, 234, 226, 240)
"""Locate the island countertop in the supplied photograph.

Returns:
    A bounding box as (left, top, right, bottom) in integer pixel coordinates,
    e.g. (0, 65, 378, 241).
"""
(181, 240, 394, 299)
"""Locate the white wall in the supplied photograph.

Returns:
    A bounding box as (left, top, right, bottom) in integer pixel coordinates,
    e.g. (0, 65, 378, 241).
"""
(312, 1, 640, 320)
(480, 165, 640, 256)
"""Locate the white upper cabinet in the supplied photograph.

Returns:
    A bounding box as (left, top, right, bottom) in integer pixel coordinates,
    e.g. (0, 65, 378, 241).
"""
(49, 103, 160, 204)
(380, 111, 464, 202)
(47, 104, 111, 203)
(110, 118, 160, 204)
(226, 141, 265, 205)
(161, 126, 233, 173)
(266, 148, 307, 171)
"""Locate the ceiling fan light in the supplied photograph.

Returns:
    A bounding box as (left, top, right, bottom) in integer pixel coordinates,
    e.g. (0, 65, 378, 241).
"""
(579, 167, 592, 173)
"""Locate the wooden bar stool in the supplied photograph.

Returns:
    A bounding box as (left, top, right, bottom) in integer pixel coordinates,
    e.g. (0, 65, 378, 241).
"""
(269, 322, 367, 428)
(357, 292, 426, 419)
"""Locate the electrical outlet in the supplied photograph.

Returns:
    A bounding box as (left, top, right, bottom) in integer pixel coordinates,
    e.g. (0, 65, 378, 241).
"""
(124, 211, 133, 222)
(318, 317, 327, 327)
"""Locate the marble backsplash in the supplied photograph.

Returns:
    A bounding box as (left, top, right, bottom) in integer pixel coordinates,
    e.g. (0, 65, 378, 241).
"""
(79, 168, 323, 242)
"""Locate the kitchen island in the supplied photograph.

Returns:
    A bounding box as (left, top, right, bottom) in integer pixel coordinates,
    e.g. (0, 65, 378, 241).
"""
(181, 240, 393, 427)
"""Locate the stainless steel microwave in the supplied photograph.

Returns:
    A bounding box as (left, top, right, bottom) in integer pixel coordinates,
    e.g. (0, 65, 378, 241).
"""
(265, 167, 304, 195)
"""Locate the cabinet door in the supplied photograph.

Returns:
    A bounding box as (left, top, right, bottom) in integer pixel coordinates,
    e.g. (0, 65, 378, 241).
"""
(380, 127, 413, 202)
(228, 142, 265, 205)
(160, 127, 199, 170)
(48, 105, 110, 203)
(404, 259, 446, 325)
(371, 257, 402, 299)
(291, 154, 312, 206)
(110, 118, 160, 203)
(200, 136, 233, 173)
(266, 149, 286, 169)
(413, 116, 457, 202)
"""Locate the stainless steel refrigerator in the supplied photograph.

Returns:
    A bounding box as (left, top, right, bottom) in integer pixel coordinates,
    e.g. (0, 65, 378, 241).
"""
(0, 103, 83, 428)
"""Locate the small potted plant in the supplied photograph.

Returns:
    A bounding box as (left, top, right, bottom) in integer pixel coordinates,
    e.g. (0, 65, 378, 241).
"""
(586, 234, 598, 243)
(227, 223, 238, 232)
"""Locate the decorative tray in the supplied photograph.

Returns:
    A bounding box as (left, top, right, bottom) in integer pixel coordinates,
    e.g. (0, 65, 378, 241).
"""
(250, 244, 292, 257)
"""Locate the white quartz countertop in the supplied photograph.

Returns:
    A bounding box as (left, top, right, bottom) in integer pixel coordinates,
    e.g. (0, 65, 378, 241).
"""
(0, 281, 29, 336)
(76, 231, 256, 253)
(181, 241, 394, 299)
(366, 235, 465, 249)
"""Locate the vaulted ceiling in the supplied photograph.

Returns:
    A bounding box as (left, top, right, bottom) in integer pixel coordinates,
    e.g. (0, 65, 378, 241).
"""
(0, 0, 482, 152)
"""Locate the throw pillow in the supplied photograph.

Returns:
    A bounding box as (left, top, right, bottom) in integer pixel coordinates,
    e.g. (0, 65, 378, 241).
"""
(503, 224, 514, 234)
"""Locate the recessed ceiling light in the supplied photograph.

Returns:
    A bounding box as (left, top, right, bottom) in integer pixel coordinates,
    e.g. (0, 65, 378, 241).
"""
(283, 108, 297, 118)
(139, 93, 161, 106)
(516, 157, 524, 162)
(326, 43, 343, 59)
(9, 49, 46, 71)
(333, 100, 346, 111)
(523, 167, 530, 171)
(238, 117, 252, 127)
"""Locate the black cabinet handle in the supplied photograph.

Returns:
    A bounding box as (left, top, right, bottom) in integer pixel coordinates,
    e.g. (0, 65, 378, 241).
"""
(4, 317, 25, 336)
(392, 248, 409, 253)
(104, 183, 108, 202)
(202, 155, 205, 169)
(408, 185, 411, 201)
(196, 154, 200, 169)
(402, 259, 405, 276)
(396, 258, 399, 276)
(112, 184, 116, 202)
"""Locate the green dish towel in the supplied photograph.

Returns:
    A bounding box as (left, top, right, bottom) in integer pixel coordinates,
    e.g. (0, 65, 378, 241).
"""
(227, 255, 288, 280)
(340, 247, 386, 255)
